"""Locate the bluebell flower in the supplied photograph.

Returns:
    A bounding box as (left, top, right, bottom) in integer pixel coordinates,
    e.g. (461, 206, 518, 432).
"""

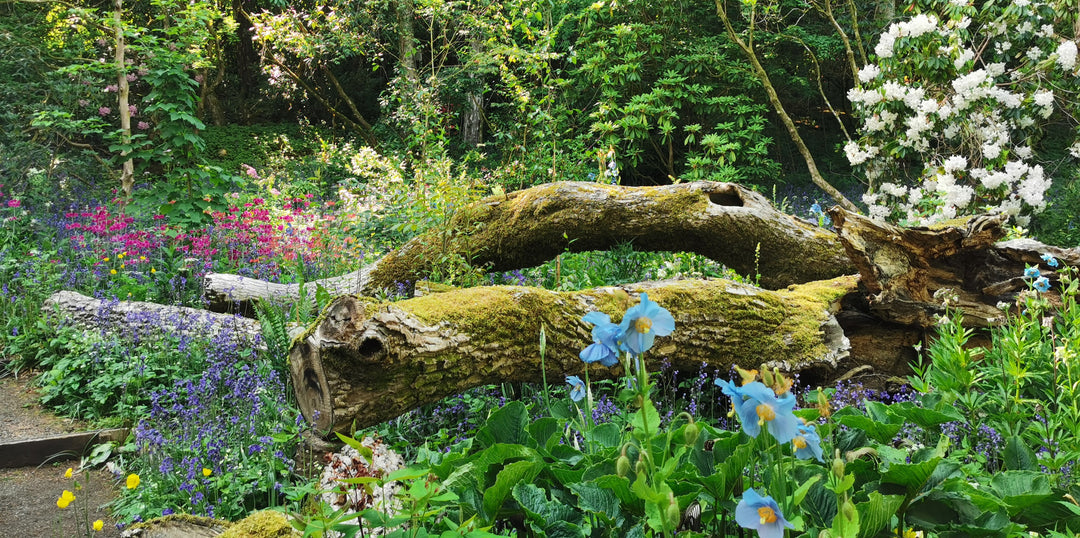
(580, 311, 621, 367)
(1041, 253, 1059, 267)
(1034, 276, 1051, 293)
(792, 422, 824, 462)
(727, 381, 798, 443)
(566, 375, 586, 402)
(735, 489, 793, 538)
(618, 292, 675, 355)
(1024, 266, 1041, 279)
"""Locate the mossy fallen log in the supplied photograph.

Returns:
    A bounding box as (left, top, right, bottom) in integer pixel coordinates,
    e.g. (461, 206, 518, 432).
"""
(205, 181, 854, 313)
(289, 276, 859, 434)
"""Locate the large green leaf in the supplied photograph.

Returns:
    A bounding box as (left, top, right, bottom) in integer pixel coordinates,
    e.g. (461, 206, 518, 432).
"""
(482, 460, 544, 523)
(888, 402, 963, 430)
(856, 492, 904, 538)
(990, 471, 1053, 515)
(442, 444, 539, 491)
(475, 401, 530, 448)
(529, 417, 562, 450)
(512, 482, 581, 529)
(836, 414, 903, 444)
(630, 400, 662, 440)
(1002, 435, 1038, 471)
(570, 481, 622, 521)
(593, 474, 640, 511)
(590, 422, 623, 449)
(880, 457, 942, 496)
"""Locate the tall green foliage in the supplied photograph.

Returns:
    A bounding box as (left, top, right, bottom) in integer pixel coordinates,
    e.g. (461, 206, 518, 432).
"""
(570, 1, 780, 185)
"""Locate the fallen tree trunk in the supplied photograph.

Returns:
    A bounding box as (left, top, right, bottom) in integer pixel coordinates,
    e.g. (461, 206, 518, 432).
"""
(41, 291, 264, 348)
(205, 181, 854, 312)
(289, 276, 858, 433)
(829, 209, 1080, 327)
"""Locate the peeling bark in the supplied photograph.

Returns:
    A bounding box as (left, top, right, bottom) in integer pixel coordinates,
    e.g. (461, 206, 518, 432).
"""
(205, 181, 855, 313)
(41, 291, 264, 348)
(829, 208, 1080, 327)
(289, 277, 858, 433)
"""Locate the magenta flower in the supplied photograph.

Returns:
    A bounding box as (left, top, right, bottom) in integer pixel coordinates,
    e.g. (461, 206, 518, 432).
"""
(7, 199, 20, 208)
(137, 121, 150, 130)
(98, 107, 111, 116)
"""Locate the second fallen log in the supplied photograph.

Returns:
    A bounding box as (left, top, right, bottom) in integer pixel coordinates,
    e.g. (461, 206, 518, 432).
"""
(289, 276, 858, 433)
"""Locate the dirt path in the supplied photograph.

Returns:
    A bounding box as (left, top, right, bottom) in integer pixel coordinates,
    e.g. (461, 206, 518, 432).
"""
(0, 369, 124, 537)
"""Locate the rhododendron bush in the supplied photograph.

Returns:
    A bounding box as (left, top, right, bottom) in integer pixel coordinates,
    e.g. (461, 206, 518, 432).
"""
(846, 0, 1079, 225)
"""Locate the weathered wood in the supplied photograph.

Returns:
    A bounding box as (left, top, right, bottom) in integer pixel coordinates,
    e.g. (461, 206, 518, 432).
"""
(0, 429, 128, 468)
(289, 276, 858, 433)
(204, 181, 855, 313)
(42, 291, 264, 348)
(829, 208, 1080, 327)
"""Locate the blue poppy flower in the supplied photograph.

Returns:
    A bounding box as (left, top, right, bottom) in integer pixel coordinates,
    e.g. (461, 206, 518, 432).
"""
(792, 422, 824, 462)
(580, 311, 621, 367)
(565, 375, 586, 402)
(618, 292, 675, 355)
(1034, 276, 1051, 293)
(735, 489, 793, 538)
(728, 382, 799, 443)
(1041, 253, 1059, 267)
(1024, 266, 1041, 279)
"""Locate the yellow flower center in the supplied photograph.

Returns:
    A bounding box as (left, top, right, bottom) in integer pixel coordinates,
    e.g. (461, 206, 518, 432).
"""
(634, 317, 652, 334)
(793, 436, 807, 450)
(756, 403, 776, 423)
(758, 506, 777, 524)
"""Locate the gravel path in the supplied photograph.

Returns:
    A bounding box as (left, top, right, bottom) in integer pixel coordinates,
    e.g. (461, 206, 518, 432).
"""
(0, 368, 124, 537)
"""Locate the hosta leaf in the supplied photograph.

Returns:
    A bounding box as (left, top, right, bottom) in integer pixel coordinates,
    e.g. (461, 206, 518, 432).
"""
(856, 492, 904, 538)
(482, 460, 543, 523)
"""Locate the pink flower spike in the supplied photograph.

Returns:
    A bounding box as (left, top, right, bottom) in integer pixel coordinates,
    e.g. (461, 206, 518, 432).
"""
(7, 199, 20, 208)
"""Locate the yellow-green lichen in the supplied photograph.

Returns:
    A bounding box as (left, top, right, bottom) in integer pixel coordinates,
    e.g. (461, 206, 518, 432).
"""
(219, 510, 300, 538)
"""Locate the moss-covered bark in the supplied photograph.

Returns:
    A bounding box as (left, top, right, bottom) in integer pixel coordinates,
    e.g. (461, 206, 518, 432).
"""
(205, 181, 855, 313)
(290, 276, 858, 433)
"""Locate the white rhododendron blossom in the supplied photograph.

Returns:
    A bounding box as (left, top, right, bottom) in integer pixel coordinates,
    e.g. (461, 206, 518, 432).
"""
(1057, 40, 1078, 71)
(846, 1, 1078, 226)
(858, 64, 881, 84)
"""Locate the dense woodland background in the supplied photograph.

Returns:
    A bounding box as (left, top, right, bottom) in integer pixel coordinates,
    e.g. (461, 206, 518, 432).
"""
(0, 1, 977, 229)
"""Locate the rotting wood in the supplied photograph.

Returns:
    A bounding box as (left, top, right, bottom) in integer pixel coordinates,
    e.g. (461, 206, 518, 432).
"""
(829, 208, 1080, 327)
(204, 181, 855, 313)
(289, 276, 859, 434)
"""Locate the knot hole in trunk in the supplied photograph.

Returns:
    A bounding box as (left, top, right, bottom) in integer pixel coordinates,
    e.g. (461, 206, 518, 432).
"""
(707, 189, 743, 207)
(357, 336, 385, 360)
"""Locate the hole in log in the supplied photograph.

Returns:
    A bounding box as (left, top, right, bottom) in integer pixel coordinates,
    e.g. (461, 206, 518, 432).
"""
(304, 367, 323, 394)
(357, 337, 384, 359)
(708, 189, 743, 207)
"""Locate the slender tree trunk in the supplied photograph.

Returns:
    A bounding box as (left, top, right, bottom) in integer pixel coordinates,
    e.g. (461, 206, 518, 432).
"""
(114, 0, 134, 200)
(462, 37, 483, 147)
(396, 0, 417, 86)
(715, 0, 859, 213)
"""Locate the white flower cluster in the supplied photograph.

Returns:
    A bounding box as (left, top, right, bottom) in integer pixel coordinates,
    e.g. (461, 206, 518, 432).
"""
(847, 1, 1078, 226)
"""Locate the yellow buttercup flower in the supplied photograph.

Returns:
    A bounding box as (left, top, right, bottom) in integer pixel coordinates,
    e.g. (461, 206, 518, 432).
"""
(110, 269, 117, 275)
(93, 519, 104, 531)
(126, 473, 140, 489)
(56, 489, 75, 509)
(202, 468, 212, 477)
(64, 467, 73, 478)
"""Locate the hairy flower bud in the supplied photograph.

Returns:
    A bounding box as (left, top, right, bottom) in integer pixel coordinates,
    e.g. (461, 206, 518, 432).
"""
(832, 454, 846, 480)
(841, 499, 856, 522)
(684, 422, 699, 447)
(616, 454, 631, 478)
(664, 493, 681, 529)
